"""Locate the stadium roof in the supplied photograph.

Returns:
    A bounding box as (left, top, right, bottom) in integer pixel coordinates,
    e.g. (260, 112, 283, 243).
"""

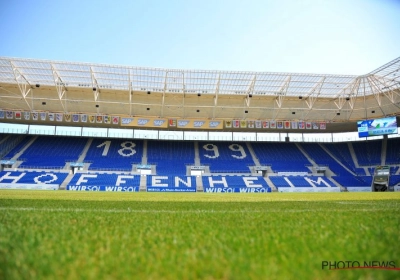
(0, 56, 399, 122)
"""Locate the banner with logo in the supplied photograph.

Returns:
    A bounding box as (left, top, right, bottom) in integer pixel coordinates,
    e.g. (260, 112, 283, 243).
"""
(104, 115, 111, 124)
(81, 114, 88, 123)
(112, 116, 119, 125)
(72, 114, 80, 123)
(48, 113, 55, 121)
(40, 112, 46, 121)
(172, 119, 223, 129)
(32, 112, 39, 121)
(284, 121, 290, 129)
(56, 113, 63, 122)
(120, 117, 168, 128)
(24, 111, 30, 120)
(15, 111, 21, 120)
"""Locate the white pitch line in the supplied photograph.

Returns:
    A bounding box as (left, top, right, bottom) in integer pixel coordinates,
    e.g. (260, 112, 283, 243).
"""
(0, 207, 398, 214)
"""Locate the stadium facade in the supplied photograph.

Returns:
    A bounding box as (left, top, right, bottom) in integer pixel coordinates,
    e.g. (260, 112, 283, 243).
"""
(0, 56, 399, 193)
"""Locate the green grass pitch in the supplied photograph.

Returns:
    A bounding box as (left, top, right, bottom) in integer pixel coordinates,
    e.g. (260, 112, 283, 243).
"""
(1, 191, 399, 279)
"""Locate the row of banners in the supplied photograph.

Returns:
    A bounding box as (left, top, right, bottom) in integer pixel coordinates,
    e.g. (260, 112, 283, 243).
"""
(0, 110, 120, 125)
(0, 110, 327, 130)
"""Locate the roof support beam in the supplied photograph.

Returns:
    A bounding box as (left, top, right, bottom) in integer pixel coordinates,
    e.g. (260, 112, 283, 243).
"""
(182, 72, 186, 118)
(275, 76, 291, 108)
(212, 74, 221, 119)
(90, 67, 100, 102)
(10, 61, 32, 111)
(245, 75, 256, 107)
(334, 78, 360, 110)
(370, 75, 399, 103)
(51, 64, 67, 112)
(305, 77, 325, 109)
(129, 69, 133, 115)
(367, 75, 383, 106)
(161, 71, 168, 117)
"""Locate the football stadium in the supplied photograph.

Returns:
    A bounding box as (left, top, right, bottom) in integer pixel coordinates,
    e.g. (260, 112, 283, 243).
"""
(0, 55, 400, 279)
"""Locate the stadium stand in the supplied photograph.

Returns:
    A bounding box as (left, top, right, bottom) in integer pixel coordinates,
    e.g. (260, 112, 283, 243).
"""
(147, 140, 194, 175)
(323, 143, 366, 175)
(251, 142, 311, 173)
(389, 175, 400, 186)
(84, 139, 143, 171)
(386, 138, 400, 165)
(1, 134, 400, 191)
(352, 139, 382, 166)
(269, 176, 334, 188)
(199, 142, 254, 173)
(0, 135, 29, 159)
(252, 142, 311, 173)
(301, 143, 352, 176)
(0, 171, 68, 185)
(202, 175, 270, 190)
(331, 175, 371, 187)
(14, 136, 88, 169)
(68, 173, 141, 187)
(146, 175, 196, 188)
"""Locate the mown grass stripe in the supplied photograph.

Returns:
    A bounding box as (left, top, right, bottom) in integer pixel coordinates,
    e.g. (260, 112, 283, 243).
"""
(0, 206, 398, 213)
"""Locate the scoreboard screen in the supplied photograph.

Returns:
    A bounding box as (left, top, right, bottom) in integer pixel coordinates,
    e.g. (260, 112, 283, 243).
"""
(357, 116, 398, 137)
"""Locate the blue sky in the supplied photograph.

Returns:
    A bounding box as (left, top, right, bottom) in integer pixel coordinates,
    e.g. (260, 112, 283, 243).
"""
(0, 0, 399, 75)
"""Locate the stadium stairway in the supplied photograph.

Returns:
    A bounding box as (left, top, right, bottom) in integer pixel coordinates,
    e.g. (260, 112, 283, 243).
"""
(77, 138, 93, 162)
(347, 143, 371, 176)
(196, 176, 203, 192)
(381, 137, 387, 165)
(246, 142, 261, 166)
(10, 136, 38, 167)
(0, 135, 10, 145)
(295, 143, 317, 170)
(0, 134, 26, 159)
(194, 142, 200, 166)
(264, 176, 277, 191)
(142, 140, 148, 164)
(60, 173, 75, 190)
(140, 175, 147, 191)
(318, 143, 356, 176)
